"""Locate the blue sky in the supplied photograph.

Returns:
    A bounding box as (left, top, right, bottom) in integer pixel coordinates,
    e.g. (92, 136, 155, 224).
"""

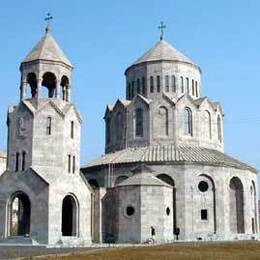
(0, 0, 260, 170)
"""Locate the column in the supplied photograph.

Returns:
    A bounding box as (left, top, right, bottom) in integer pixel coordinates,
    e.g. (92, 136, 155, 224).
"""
(35, 78, 42, 99)
(55, 80, 61, 99)
(67, 86, 71, 102)
(20, 81, 26, 101)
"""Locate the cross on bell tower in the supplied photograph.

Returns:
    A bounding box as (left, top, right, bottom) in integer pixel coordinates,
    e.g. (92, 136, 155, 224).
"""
(45, 13, 53, 33)
(158, 21, 166, 41)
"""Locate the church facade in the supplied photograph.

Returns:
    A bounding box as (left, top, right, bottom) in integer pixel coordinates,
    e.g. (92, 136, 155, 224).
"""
(0, 25, 258, 245)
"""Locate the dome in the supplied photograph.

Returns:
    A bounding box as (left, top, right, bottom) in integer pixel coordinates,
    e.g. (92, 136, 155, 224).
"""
(22, 31, 72, 67)
(125, 40, 199, 72)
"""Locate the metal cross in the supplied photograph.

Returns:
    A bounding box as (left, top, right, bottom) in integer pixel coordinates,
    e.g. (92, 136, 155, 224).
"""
(158, 21, 166, 40)
(44, 13, 53, 33)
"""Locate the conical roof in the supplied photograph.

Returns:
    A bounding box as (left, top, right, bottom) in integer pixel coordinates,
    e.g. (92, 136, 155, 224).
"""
(22, 31, 72, 67)
(131, 40, 196, 67)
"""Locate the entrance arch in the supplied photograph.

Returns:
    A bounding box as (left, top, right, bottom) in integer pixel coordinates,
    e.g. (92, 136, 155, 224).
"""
(9, 191, 31, 236)
(61, 195, 78, 236)
(156, 174, 176, 236)
(229, 177, 244, 233)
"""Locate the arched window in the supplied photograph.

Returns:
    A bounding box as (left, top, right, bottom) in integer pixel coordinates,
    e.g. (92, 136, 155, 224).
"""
(157, 76, 160, 92)
(184, 108, 192, 136)
(180, 76, 184, 93)
(42, 72, 57, 98)
(106, 117, 111, 144)
(172, 75, 176, 92)
(22, 151, 26, 171)
(165, 75, 169, 92)
(61, 75, 70, 101)
(15, 152, 20, 172)
(26, 73, 37, 98)
(131, 81, 135, 97)
(142, 77, 146, 96)
(205, 111, 212, 139)
(70, 121, 74, 139)
(217, 115, 222, 142)
(192, 80, 195, 96)
(195, 81, 198, 97)
(159, 106, 169, 136)
(137, 78, 140, 94)
(47, 117, 52, 135)
(116, 112, 122, 140)
(150, 76, 154, 93)
(135, 108, 144, 137)
(186, 78, 189, 93)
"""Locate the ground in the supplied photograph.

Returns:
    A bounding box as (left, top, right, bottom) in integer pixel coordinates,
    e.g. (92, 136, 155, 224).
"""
(1, 242, 260, 259)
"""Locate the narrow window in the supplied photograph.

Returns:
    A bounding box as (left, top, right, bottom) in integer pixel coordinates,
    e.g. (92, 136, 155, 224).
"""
(68, 155, 71, 173)
(22, 151, 26, 171)
(201, 209, 208, 220)
(47, 117, 52, 135)
(106, 117, 111, 143)
(165, 75, 169, 92)
(131, 81, 135, 97)
(195, 81, 198, 97)
(127, 83, 131, 99)
(72, 156, 76, 173)
(70, 121, 74, 139)
(186, 77, 189, 94)
(172, 75, 176, 92)
(15, 152, 20, 172)
(181, 76, 184, 93)
(184, 108, 192, 136)
(157, 75, 160, 92)
(142, 77, 146, 96)
(192, 80, 195, 96)
(150, 76, 154, 93)
(135, 108, 144, 137)
(217, 115, 222, 142)
(205, 111, 212, 139)
(116, 112, 122, 140)
(137, 78, 140, 94)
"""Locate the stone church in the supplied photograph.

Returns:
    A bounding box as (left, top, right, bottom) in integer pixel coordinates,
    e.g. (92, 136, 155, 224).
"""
(0, 24, 258, 245)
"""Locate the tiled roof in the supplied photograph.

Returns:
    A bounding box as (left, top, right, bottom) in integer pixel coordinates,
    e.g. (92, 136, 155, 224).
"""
(22, 31, 72, 67)
(83, 145, 256, 172)
(131, 40, 196, 67)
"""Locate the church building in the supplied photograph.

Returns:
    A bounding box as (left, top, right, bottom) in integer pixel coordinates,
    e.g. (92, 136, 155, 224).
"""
(0, 22, 258, 245)
(82, 26, 258, 242)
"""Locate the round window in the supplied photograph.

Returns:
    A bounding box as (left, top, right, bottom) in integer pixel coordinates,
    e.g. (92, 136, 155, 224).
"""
(198, 181, 209, 192)
(126, 206, 135, 216)
(166, 207, 170, 216)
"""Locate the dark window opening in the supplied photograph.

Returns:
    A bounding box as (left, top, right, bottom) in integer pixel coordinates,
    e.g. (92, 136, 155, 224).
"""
(201, 209, 208, 220)
(198, 181, 209, 192)
(137, 78, 140, 94)
(165, 75, 169, 92)
(126, 206, 135, 216)
(72, 156, 76, 173)
(166, 207, 170, 216)
(70, 121, 74, 139)
(157, 75, 160, 92)
(22, 151, 26, 171)
(150, 76, 154, 93)
(136, 108, 144, 137)
(142, 77, 146, 96)
(47, 117, 52, 135)
(15, 152, 20, 172)
(68, 155, 71, 173)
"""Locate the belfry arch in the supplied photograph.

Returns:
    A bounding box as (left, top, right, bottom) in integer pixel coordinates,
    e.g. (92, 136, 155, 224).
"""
(8, 191, 31, 236)
(156, 174, 176, 235)
(229, 177, 244, 233)
(61, 195, 78, 236)
(41, 72, 57, 98)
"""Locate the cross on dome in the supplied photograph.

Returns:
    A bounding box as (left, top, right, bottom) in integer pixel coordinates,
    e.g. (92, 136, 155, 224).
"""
(45, 13, 53, 33)
(158, 21, 166, 40)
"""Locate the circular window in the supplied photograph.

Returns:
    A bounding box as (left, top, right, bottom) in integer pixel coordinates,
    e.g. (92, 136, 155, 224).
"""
(166, 207, 170, 216)
(126, 206, 135, 216)
(198, 181, 209, 192)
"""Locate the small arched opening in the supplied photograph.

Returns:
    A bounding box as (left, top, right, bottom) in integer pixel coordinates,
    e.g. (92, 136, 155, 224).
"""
(26, 73, 37, 98)
(229, 177, 244, 233)
(61, 75, 70, 101)
(61, 195, 78, 236)
(9, 191, 31, 236)
(42, 72, 57, 98)
(156, 174, 176, 237)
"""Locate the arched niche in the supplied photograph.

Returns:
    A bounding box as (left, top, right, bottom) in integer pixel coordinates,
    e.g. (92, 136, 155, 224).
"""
(26, 73, 37, 98)
(9, 191, 31, 236)
(229, 177, 244, 233)
(61, 194, 78, 236)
